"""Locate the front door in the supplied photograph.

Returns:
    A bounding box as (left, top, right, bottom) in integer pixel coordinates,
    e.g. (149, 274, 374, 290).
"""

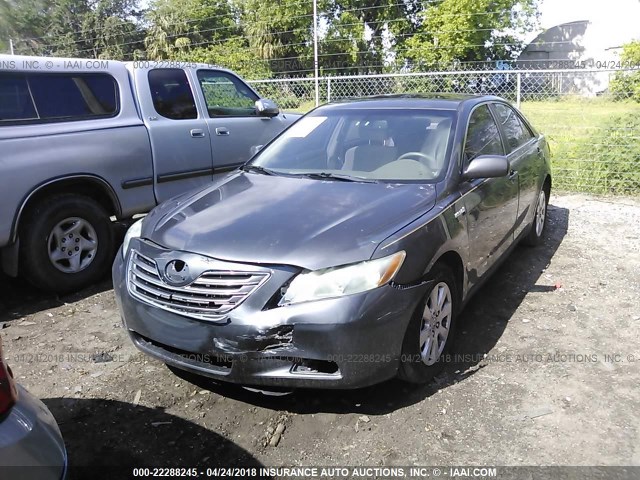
(136, 68, 213, 203)
(461, 104, 519, 287)
(193, 69, 289, 175)
(491, 102, 541, 239)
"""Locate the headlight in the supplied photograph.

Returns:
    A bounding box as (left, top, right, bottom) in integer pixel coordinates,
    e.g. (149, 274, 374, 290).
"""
(279, 251, 406, 306)
(122, 219, 143, 257)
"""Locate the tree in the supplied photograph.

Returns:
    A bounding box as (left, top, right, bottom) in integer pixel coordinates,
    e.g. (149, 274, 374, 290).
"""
(322, 0, 418, 74)
(235, 0, 314, 76)
(0, 0, 144, 59)
(173, 39, 273, 79)
(400, 0, 539, 70)
(144, 0, 239, 60)
(0, 0, 51, 54)
(610, 40, 640, 102)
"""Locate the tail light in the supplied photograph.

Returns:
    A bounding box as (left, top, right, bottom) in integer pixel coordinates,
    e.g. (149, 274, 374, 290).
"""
(0, 337, 18, 419)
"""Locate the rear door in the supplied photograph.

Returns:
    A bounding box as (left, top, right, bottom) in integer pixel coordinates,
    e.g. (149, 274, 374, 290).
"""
(193, 69, 290, 175)
(134, 68, 213, 203)
(491, 102, 540, 239)
(460, 104, 518, 284)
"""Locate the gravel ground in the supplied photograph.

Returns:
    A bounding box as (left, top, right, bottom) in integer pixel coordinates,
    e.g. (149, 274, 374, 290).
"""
(1, 193, 639, 477)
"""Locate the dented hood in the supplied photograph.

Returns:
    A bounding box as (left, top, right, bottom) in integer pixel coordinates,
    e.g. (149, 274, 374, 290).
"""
(142, 172, 436, 271)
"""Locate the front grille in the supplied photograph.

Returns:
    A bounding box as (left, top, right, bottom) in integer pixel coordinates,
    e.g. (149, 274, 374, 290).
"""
(127, 250, 269, 320)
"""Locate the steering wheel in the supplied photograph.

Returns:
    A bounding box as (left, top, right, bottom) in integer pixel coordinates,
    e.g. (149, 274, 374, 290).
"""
(396, 151, 439, 171)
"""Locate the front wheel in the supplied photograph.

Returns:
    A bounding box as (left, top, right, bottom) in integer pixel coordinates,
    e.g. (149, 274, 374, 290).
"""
(20, 194, 114, 293)
(398, 263, 458, 384)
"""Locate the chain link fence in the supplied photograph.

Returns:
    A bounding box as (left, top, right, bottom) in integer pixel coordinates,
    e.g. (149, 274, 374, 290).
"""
(249, 68, 640, 195)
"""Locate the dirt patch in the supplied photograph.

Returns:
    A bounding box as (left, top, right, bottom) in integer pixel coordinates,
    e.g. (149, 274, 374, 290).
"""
(1, 194, 639, 475)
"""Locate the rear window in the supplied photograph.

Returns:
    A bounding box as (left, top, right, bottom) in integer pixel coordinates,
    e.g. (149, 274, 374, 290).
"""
(0, 75, 38, 121)
(0, 72, 119, 124)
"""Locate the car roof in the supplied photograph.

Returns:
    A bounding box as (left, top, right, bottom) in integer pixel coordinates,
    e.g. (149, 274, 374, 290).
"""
(320, 93, 504, 111)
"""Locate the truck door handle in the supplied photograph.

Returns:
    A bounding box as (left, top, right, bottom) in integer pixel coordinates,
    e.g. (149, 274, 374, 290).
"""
(508, 169, 518, 181)
(216, 127, 230, 136)
(190, 129, 205, 138)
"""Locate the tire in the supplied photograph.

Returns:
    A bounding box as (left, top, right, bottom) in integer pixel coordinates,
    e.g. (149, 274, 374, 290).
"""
(522, 185, 549, 247)
(398, 263, 459, 384)
(19, 194, 114, 293)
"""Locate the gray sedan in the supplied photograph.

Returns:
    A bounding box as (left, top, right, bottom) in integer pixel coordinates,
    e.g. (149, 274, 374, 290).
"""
(0, 336, 67, 479)
(113, 94, 551, 389)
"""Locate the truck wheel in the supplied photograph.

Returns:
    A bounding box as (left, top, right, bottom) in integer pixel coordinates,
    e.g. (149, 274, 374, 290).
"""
(20, 194, 114, 293)
(398, 263, 459, 384)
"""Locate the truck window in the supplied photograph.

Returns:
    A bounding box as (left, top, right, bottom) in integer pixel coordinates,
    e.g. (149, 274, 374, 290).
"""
(28, 74, 118, 121)
(196, 70, 258, 117)
(0, 72, 117, 123)
(148, 69, 197, 120)
(0, 74, 38, 122)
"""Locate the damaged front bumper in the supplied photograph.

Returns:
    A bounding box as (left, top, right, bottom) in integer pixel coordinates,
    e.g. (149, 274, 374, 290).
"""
(112, 245, 428, 389)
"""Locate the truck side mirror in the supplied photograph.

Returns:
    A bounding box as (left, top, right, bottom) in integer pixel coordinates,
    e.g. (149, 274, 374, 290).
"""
(255, 98, 279, 118)
(250, 145, 264, 156)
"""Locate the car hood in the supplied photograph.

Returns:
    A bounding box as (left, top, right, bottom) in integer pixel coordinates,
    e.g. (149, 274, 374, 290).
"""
(143, 172, 436, 271)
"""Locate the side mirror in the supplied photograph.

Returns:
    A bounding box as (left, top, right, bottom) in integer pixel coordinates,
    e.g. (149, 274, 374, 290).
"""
(255, 98, 279, 118)
(462, 155, 509, 180)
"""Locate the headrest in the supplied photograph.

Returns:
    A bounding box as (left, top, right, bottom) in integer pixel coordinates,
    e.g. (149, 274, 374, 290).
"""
(359, 119, 388, 143)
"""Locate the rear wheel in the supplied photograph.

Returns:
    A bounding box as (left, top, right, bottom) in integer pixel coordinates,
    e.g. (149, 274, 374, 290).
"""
(398, 263, 458, 384)
(20, 194, 114, 293)
(522, 186, 548, 246)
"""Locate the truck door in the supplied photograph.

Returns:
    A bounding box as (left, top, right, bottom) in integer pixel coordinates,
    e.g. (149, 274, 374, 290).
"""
(191, 69, 290, 175)
(134, 68, 213, 203)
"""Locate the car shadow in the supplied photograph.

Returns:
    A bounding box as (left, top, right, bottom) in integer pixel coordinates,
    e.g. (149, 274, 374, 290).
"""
(0, 221, 130, 324)
(43, 398, 266, 479)
(172, 204, 570, 416)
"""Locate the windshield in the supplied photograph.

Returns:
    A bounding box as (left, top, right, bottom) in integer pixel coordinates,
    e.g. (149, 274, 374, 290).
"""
(250, 108, 457, 182)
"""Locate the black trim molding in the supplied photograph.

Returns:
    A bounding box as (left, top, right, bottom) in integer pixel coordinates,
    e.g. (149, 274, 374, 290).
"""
(121, 177, 154, 189)
(157, 168, 213, 184)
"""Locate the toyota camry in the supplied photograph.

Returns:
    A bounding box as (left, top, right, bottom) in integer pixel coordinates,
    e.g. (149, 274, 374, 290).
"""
(113, 94, 551, 389)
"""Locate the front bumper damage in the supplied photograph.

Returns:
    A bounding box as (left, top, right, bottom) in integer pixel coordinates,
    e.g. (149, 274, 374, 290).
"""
(113, 241, 428, 389)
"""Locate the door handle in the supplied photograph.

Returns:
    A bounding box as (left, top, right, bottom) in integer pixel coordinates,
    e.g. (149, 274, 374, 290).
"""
(508, 169, 518, 181)
(190, 129, 205, 138)
(216, 127, 230, 136)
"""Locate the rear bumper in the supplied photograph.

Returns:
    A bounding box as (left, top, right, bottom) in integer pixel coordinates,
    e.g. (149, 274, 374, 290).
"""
(113, 251, 428, 389)
(0, 385, 67, 480)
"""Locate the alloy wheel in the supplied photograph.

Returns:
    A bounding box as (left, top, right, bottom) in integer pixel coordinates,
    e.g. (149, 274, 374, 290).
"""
(419, 281, 452, 366)
(47, 217, 98, 273)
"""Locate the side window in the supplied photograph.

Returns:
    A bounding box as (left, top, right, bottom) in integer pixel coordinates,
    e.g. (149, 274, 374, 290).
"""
(0, 74, 37, 122)
(148, 69, 197, 120)
(1, 73, 118, 123)
(464, 105, 504, 161)
(197, 70, 258, 117)
(493, 103, 534, 151)
(29, 74, 118, 120)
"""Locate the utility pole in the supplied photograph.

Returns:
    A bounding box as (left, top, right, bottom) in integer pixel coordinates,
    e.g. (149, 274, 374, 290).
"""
(9, 38, 14, 55)
(312, 0, 319, 106)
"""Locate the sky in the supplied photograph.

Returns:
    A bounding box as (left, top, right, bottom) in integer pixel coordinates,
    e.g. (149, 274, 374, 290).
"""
(533, 0, 640, 48)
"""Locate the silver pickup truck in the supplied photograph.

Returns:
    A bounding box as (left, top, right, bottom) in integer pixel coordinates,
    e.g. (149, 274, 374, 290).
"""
(0, 55, 300, 293)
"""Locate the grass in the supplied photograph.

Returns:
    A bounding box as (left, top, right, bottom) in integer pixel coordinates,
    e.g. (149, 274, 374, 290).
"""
(521, 98, 640, 195)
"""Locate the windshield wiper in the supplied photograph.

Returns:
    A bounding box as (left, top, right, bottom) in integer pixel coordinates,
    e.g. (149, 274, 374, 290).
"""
(240, 164, 277, 176)
(300, 172, 379, 183)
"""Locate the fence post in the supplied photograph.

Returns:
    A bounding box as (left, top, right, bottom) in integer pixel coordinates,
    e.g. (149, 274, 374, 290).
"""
(516, 72, 522, 109)
(327, 77, 331, 103)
